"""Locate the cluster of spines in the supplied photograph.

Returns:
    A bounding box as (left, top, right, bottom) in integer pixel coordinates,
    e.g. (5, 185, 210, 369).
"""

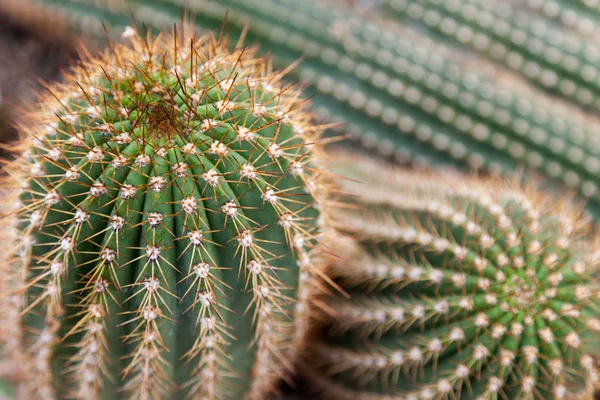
(0, 187, 27, 399)
(303, 153, 600, 400)
(0, 26, 327, 400)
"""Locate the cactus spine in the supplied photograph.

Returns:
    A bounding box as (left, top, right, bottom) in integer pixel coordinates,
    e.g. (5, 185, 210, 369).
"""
(304, 153, 600, 400)
(0, 26, 326, 399)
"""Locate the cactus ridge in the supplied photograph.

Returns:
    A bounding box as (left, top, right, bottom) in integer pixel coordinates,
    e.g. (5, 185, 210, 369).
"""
(385, 0, 600, 111)
(0, 27, 326, 400)
(305, 154, 600, 400)
(525, 0, 600, 36)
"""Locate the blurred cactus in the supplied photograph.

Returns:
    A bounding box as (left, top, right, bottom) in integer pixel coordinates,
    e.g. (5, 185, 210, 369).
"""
(0, 26, 326, 399)
(525, 0, 600, 36)
(304, 153, 600, 400)
(384, 0, 600, 111)
(26, 0, 600, 221)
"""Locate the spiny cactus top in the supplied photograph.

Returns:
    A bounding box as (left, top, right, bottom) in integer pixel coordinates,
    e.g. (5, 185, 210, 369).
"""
(0, 26, 326, 400)
(305, 153, 600, 400)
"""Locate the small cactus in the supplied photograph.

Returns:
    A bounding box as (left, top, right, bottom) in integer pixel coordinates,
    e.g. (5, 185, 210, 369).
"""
(305, 153, 600, 400)
(0, 26, 326, 399)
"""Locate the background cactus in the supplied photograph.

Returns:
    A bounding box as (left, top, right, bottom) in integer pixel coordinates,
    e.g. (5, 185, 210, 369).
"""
(384, 0, 600, 111)
(303, 153, 600, 400)
(0, 26, 326, 399)
(525, 0, 600, 35)
(23, 0, 600, 222)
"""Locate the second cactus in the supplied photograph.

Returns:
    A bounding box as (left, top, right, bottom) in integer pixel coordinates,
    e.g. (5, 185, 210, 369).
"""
(305, 153, 600, 400)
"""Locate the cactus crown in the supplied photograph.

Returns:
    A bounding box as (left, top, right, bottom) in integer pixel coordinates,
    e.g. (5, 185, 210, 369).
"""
(306, 154, 600, 400)
(0, 26, 325, 399)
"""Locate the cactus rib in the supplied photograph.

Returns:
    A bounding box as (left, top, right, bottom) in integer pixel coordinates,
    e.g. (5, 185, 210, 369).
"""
(384, 0, 600, 111)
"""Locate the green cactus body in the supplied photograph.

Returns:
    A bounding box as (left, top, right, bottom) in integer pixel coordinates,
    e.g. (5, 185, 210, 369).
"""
(0, 28, 325, 399)
(32, 0, 600, 221)
(384, 0, 600, 111)
(525, 0, 600, 36)
(305, 153, 600, 400)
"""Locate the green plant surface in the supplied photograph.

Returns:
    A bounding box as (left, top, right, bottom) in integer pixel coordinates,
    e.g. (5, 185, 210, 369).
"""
(384, 0, 600, 112)
(304, 152, 600, 400)
(31, 0, 600, 222)
(0, 27, 326, 400)
(524, 0, 600, 35)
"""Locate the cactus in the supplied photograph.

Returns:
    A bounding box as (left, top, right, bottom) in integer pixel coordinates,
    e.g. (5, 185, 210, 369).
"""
(304, 152, 600, 400)
(0, 26, 326, 399)
(524, 0, 600, 36)
(28, 0, 600, 222)
(384, 0, 600, 112)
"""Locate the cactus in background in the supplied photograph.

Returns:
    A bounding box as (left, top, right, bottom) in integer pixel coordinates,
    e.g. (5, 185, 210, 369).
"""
(29, 0, 600, 222)
(304, 153, 600, 400)
(0, 26, 326, 399)
(384, 0, 600, 112)
(524, 0, 600, 36)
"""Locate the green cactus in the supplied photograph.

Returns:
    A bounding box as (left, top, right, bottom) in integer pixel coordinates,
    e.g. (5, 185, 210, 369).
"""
(384, 0, 600, 111)
(0, 26, 326, 399)
(304, 152, 600, 400)
(28, 0, 600, 222)
(524, 0, 600, 35)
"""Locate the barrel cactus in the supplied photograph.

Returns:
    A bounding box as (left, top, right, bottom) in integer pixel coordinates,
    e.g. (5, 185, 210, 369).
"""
(305, 153, 600, 399)
(33, 0, 600, 222)
(0, 26, 326, 399)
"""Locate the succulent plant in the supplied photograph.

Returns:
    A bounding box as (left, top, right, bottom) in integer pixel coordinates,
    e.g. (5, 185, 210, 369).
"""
(33, 0, 600, 222)
(0, 26, 326, 399)
(384, 0, 600, 112)
(304, 153, 600, 400)
(525, 0, 600, 36)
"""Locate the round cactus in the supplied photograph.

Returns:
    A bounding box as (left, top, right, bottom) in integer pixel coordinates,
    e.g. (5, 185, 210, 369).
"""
(0, 26, 326, 399)
(305, 153, 600, 400)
